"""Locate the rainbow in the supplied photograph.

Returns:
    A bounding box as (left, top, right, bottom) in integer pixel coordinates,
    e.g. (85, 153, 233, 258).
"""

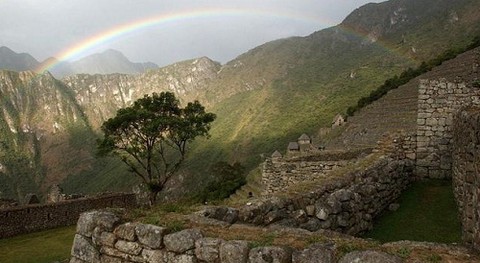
(37, 7, 331, 72)
(37, 7, 417, 73)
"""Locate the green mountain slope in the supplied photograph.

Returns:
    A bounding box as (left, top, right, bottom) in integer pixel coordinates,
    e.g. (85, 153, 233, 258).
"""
(182, 0, 480, 184)
(2, 0, 480, 199)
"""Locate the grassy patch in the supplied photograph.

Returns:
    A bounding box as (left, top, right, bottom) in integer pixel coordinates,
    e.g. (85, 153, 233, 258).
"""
(364, 179, 461, 243)
(0, 226, 76, 263)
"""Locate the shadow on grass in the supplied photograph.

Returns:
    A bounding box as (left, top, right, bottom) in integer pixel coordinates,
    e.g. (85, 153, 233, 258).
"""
(0, 226, 76, 263)
(364, 179, 462, 243)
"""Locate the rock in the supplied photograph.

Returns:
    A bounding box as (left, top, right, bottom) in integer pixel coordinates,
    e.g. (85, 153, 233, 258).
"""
(71, 234, 100, 262)
(69, 257, 88, 263)
(301, 218, 322, 232)
(164, 229, 203, 253)
(292, 243, 335, 263)
(388, 203, 400, 211)
(100, 246, 145, 262)
(76, 211, 121, 237)
(339, 250, 402, 263)
(195, 237, 223, 262)
(114, 222, 138, 241)
(316, 207, 329, 221)
(264, 210, 287, 225)
(249, 246, 291, 263)
(142, 249, 166, 262)
(305, 205, 315, 216)
(115, 240, 142, 255)
(219, 240, 249, 263)
(172, 254, 197, 263)
(135, 223, 168, 249)
(92, 227, 117, 247)
(201, 206, 239, 224)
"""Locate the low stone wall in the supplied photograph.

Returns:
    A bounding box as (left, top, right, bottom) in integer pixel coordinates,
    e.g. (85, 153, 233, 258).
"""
(262, 158, 351, 196)
(70, 210, 403, 263)
(452, 108, 480, 251)
(0, 193, 135, 239)
(207, 155, 413, 236)
(262, 149, 372, 196)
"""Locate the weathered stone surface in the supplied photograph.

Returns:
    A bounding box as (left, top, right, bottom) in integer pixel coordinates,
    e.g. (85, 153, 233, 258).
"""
(249, 246, 291, 263)
(172, 254, 197, 263)
(195, 237, 223, 262)
(100, 255, 129, 263)
(71, 234, 100, 262)
(114, 222, 138, 241)
(219, 240, 249, 263)
(77, 211, 121, 237)
(115, 240, 142, 255)
(100, 246, 145, 262)
(292, 243, 335, 263)
(141, 249, 165, 263)
(339, 250, 402, 263)
(135, 224, 168, 249)
(164, 229, 203, 253)
(201, 207, 239, 224)
(93, 227, 117, 247)
(69, 257, 88, 263)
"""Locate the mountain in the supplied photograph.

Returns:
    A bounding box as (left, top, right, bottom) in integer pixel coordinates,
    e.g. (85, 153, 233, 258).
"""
(64, 49, 158, 77)
(0, 46, 40, 72)
(1, 0, 480, 199)
(0, 47, 158, 78)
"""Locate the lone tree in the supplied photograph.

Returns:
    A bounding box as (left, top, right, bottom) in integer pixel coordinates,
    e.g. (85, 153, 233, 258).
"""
(98, 92, 216, 204)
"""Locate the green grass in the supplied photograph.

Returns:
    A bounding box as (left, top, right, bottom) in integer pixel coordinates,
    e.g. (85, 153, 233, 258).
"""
(364, 180, 462, 243)
(0, 226, 76, 263)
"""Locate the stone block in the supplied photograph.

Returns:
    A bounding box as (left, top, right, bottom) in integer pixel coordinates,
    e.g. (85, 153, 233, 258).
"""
(115, 240, 142, 255)
(195, 237, 223, 262)
(292, 243, 335, 263)
(135, 224, 168, 249)
(249, 246, 291, 263)
(164, 229, 203, 253)
(220, 240, 249, 263)
(92, 227, 117, 247)
(114, 222, 138, 241)
(77, 211, 121, 237)
(100, 246, 145, 263)
(339, 250, 402, 263)
(71, 234, 100, 263)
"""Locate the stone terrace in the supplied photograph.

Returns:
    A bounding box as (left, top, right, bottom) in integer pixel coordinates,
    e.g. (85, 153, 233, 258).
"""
(327, 47, 480, 150)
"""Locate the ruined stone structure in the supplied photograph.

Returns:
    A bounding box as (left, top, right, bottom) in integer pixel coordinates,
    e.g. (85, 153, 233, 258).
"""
(47, 184, 65, 203)
(211, 149, 413, 235)
(70, 210, 404, 263)
(452, 107, 480, 250)
(0, 193, 135, 238)
(416, 79, 480, 178)
(262, 150, 366, 196)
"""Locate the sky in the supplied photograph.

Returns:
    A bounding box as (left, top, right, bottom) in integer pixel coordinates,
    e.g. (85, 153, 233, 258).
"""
(0, 0, 383, 66)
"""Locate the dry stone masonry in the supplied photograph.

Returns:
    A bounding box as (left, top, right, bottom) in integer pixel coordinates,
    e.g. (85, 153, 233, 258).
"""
(416, 79, 480, 178)
(452, 107, 480, 250)
(208, 151, 413, 236)
(0, 193, 135, 238)
(70, 210, 403, 263)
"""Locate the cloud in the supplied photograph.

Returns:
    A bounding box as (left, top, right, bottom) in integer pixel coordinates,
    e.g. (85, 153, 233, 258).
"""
(0, 0, 382, 65)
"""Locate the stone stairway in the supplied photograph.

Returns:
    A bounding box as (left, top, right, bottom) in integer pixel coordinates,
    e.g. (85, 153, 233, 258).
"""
(327, 47, 480, 150)
(227, 167, 264, 203)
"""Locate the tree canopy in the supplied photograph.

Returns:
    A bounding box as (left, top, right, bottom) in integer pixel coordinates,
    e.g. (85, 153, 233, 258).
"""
(98, 92, 216, 203)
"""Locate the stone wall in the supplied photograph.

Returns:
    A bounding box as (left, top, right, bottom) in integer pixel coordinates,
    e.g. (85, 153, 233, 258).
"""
(416, 79, 480, 178)
(70, 210, 403, 263)
(207, 154, 413, 236)
(0, 193, 135, 239)
(452, 107, 480, 251)
(262, 149, 372, 196)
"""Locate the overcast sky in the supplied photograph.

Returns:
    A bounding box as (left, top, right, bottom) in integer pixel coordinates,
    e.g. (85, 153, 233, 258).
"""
(0, 0, 383, 66)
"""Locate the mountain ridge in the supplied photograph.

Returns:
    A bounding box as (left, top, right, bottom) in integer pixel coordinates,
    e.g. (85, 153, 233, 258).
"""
(1, 0, 480, 200)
